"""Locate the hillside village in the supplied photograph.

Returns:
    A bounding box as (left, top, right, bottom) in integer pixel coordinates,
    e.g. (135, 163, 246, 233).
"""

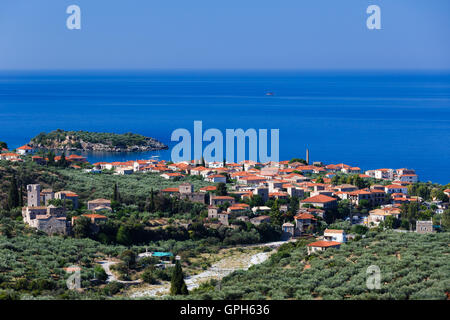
(3, 144, 449, 256)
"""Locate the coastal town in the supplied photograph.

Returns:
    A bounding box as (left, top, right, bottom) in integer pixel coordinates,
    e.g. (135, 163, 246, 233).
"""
(4, 144, 448, 240)
(0, 139, 449, 300)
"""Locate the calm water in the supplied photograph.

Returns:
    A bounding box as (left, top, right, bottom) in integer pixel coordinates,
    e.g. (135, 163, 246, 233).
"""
(0, 71, 449, 184)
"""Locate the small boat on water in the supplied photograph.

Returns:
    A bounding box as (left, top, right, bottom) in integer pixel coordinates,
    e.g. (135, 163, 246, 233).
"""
(265, 92, 275, 96)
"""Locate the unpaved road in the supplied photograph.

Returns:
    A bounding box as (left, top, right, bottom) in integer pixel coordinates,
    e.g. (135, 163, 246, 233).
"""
(98, 260, 142, 285)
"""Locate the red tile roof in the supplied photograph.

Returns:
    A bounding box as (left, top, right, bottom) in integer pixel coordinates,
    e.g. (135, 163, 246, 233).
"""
(307, 240, 341, 248)
(301, 194, 337, 203)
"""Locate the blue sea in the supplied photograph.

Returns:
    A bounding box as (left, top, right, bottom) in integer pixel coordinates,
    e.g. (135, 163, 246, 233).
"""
(0, 71, 449, 184)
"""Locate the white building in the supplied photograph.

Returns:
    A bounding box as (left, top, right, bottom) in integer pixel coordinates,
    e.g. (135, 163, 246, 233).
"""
(323, 229, 346, 243)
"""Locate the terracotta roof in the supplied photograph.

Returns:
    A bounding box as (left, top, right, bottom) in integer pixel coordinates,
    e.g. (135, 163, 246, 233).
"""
(307, 240, 341, 248)
(324, 229, 344, 234)
(294, 213, 316, 220)
(17, 145, 33, 150)
(301, 194, 337, 203)
(161, 188, 179, 192)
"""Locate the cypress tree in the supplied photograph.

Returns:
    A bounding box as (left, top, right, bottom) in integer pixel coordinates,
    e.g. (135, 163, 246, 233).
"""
(47, 151, 55, 166)
(7, 176, 20, 209)
(19, 183, 24, 207)
(112, 183, 121, 203)
(170, 260, 188, 295)
(145, 188, 155, 212)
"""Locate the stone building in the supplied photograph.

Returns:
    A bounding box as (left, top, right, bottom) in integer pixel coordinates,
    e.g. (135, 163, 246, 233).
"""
(40, 189, 55, 205)
(22, 203, 69, 235)
(27, 184, 41, 207)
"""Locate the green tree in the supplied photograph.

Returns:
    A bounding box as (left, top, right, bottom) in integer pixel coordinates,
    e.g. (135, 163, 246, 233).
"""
(145, 188, 155, 212)
(270, 199, 282, 225)
(73, 216, 91, 238)
(216, 182, 228, 196)
(112, 183, 121, 204)
(7, 176, 20, 210)
(116, 225, 132, 246)
(441, 209, 450, 231)
(142, 268, 158, 284)
(0, 141, 7, 149)
(170, 260, 188, 295)
(58, 152, 69, 168)
(47, 151, 55, 166)
(94, 264, 108, 282)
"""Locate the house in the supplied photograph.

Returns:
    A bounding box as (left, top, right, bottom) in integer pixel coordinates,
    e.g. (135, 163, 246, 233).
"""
(31, 155, 46, 165)
(87, 199, 112, 212)
(294, 212, 317, 234)
(161, 187, 180, 195)
(269, 192, 289, 200)
(444, 189, 450, 197)
(348, 189, 386, 206)
(200, 185, 217, 193)
(206, 174, 227, 183)
(210, 195, 235, 206)
(307, 241, 341, 255)
(397, 174, 418, 183)
(22, 201, 68, 235)
(208, 206, 219, 219)
(300, 194, 338, 209)
(227, 203, 250, 214)
(384, 185, 408, 194)
(368, 207, 401, 226)
(115, 167, 134, 175)
(253, 187, 269, 202)
(323, 229, 346, 243)
(40, 189, 55, 205)
(72, 213, 107, 225)
(250, 215, 271, 226)
(217, 212, 230, 226)
(160, 172, 185, 180)
(416, 220, 434, 234)
(179, 183, 194, 194)
(373, 168, 394, 180)
(281, 222, 295, 240)
(0, 153, 21, 161)
(333, 184, 358, 192)
(55, 191, 79, 209)
(16, 145, 34, 155)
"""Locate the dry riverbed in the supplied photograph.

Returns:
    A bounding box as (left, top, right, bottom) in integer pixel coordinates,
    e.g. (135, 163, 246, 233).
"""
(127, 244, 280, 298)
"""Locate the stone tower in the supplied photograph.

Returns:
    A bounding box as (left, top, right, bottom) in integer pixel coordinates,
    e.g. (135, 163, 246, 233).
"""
(306, 148, 309, 165)
(179, 183, 194, 194)
(27, 184, 41, 207)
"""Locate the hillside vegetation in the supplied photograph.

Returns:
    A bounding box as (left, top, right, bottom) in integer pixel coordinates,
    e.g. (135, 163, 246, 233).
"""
(29, 129, 168, 151)
(186, 231, 450, 300)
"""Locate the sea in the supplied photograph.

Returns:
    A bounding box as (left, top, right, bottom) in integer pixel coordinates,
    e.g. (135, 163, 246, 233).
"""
(0, 71, 449, 184)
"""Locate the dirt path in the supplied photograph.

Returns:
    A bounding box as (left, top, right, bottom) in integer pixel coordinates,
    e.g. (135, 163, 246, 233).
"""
(98, 260, 142, 285)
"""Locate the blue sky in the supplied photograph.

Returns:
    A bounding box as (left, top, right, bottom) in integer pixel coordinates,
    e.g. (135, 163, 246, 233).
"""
(0, 0, 449, 70)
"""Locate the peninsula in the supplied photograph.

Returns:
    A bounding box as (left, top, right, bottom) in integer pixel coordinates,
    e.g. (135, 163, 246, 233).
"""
(28, 129, 168, 152)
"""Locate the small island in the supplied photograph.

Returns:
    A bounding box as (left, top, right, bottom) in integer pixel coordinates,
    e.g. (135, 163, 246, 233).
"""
(28, 129, 168, 152)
